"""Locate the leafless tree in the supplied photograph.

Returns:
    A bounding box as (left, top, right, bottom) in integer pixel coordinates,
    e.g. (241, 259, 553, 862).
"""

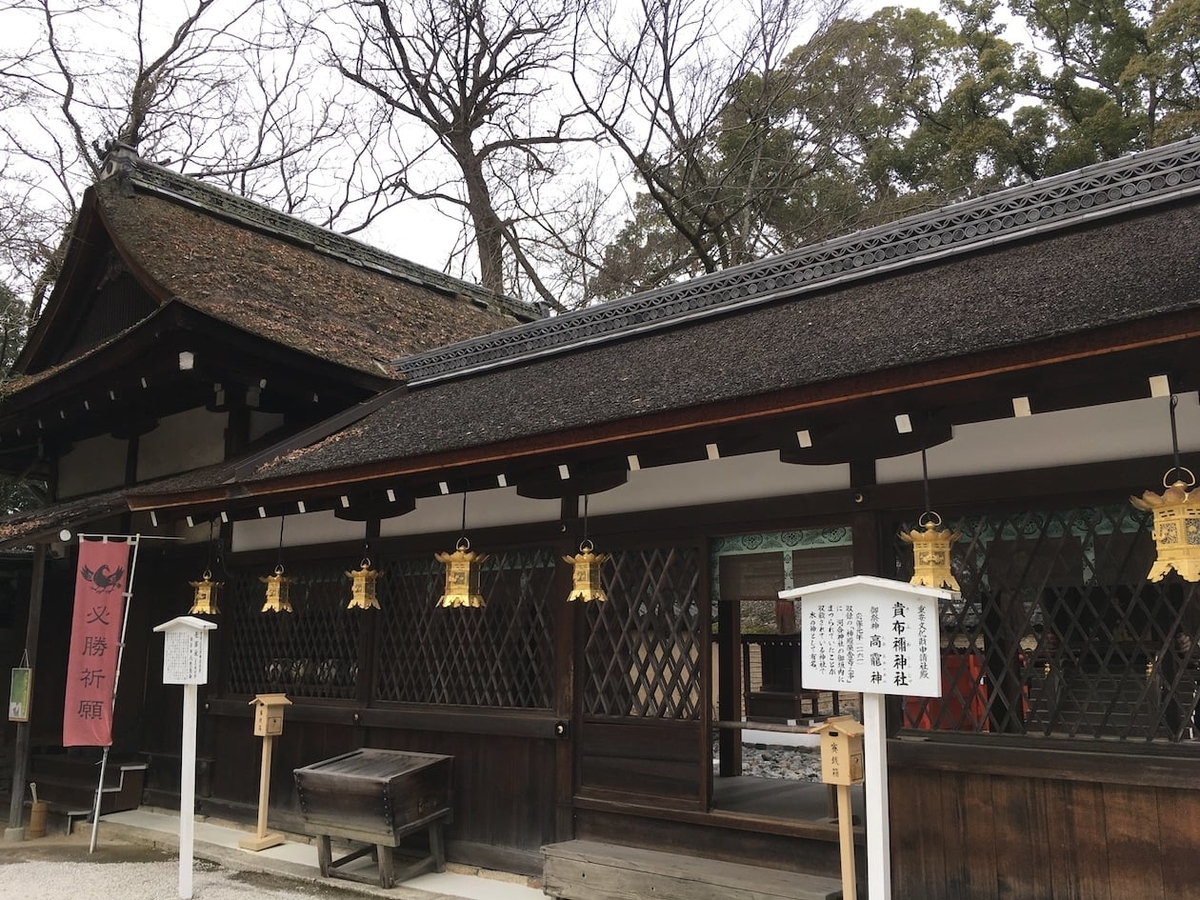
(316, 0, 598, 309)
(0, 0, 355, 319)
(573, 0, 847, 282)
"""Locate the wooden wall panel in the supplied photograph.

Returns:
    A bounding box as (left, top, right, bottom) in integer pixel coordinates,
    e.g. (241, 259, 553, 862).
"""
(890, 769, 950, 900)
(891, 749, 1200, 900)
(992, 775, 1054, 900)
(1101, 783, 1164, 900)
(959, 774, 999, 900)
(1044, 780, 1109, 900)
(936, 772, 973, 900)
(1155, 784, 1200, 900)
(578, 718, 703, 808)
(204, 716, 559, 855)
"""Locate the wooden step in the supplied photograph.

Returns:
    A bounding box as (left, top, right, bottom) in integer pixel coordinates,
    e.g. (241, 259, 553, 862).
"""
(543, 839, 844, 900)
(28, 755, 147, 816)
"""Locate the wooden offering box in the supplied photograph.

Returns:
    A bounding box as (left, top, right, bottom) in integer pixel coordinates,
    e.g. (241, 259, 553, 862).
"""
(294, 748, 453, 888)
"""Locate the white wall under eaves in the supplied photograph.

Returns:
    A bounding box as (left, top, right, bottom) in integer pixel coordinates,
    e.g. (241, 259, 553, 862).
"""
(587, 453, 851, 517)
(380, 489, 561, 538)
(877, 393, 1200, 483)
(233, 509, 366, 553)
(228, 393, 1200, 550)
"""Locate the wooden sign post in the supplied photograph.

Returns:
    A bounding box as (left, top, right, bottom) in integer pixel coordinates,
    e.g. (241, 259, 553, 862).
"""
(153, 616, 217, 900)
(809, 716, 865, 898)
(239, 693, 291, 851)
(780, 576, 951, 900)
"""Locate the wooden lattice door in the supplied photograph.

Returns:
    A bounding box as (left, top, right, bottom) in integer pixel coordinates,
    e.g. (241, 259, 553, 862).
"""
(575, 544, 710, 809)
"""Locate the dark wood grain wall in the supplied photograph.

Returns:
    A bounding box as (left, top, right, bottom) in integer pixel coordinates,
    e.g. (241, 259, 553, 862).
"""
(203, 712, 559, 871)
(890, 742, 1200, 900)
(577, 718, 705, 809)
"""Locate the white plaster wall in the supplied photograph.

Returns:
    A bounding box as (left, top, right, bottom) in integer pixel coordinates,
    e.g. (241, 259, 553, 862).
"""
(877, 393, 1200, 483)
(586, 451, 851, 517)
(57, 433, 127, 497)
(380, 487, 561, 537)
(232, 510, 366, 553)
(137, 407, 228, 482)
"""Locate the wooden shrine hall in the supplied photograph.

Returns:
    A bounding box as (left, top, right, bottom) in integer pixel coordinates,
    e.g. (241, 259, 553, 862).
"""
(2, 138, 1200, 900)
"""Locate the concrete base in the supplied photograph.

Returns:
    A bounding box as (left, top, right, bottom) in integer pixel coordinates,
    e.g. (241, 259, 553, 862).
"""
(4, 826, 26, 842)
(238, 832, 286, 852)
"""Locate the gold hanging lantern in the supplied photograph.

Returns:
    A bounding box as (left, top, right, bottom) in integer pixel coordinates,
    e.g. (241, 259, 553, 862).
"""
(564, 540, 608, 602)
(189, 569, 223, 615)
(435, 538, 487, 608)
(346, 558, 381, 610)
(900, 512, 961, 591)
(260, 564, 293, 613)
(1130, 468, 1200, 583)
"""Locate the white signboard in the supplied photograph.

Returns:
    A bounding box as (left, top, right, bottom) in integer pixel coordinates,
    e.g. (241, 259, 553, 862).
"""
(163, 630, 208, 685)
(153, 616, 216, 686)
(781, 575, 945, 697)
(780, 575, 953, 900)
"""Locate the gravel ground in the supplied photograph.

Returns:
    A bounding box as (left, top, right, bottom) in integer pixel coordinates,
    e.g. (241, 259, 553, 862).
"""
(717, 742, 824, 781)
(0, 744, 824, 900)
(739, 748, 825, 782)
(0, 832, 409, 900)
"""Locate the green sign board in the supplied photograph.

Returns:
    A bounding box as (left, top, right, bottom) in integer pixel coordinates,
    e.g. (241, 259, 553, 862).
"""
(8, 667, 31, 722)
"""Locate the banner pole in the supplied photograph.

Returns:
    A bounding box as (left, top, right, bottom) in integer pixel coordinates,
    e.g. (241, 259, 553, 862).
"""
(89, 534, 142, 854)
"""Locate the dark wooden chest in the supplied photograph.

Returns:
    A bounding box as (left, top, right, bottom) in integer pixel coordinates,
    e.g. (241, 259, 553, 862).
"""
(293, 748, 453, 846)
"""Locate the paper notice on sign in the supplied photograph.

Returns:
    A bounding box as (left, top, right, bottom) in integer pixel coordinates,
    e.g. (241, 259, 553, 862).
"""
(783, 576, 946, 698)
(63, 539, 130, 746)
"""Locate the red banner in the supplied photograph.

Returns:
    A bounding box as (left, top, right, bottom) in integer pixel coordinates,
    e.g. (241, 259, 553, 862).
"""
(62, 539, 130, 747)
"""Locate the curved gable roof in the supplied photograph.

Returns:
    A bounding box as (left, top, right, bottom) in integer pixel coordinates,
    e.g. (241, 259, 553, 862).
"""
(16, 147, 541, 380)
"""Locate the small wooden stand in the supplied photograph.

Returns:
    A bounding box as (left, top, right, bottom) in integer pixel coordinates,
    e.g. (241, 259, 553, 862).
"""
(315, 810, 450, 889)
(239, 732, 285, 851)
(239, 693, 291, 852)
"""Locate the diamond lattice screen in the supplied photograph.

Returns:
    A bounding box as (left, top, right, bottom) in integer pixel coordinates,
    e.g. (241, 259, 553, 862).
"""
(583, 546, 704, 719)
(897, 504, 1200, 741)
(225, 565, 361, 700)
(372, 549, 557, 708)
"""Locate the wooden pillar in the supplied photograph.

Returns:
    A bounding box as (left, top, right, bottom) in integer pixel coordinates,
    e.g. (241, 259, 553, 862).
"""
(7, 542, 47, 835)
(715, 584, 742, 777)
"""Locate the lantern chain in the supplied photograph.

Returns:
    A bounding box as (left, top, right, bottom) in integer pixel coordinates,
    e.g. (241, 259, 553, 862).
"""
(1170, 394, 1182, 477)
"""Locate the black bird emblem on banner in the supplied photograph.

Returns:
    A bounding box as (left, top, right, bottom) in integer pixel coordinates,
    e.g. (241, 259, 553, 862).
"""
(81, 564, 124, 593)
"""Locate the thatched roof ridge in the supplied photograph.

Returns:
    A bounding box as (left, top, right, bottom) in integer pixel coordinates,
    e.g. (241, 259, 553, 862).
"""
(82, 150, 542, 378)
(398, 136, 1200, 386)
(233, 195, 1200, 482)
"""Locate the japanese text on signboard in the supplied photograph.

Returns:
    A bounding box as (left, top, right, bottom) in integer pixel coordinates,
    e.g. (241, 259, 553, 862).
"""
(800, 591, 941, 697)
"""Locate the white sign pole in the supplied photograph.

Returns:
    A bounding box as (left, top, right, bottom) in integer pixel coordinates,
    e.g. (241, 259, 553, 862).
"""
(862, 691, 891, 900)
(179, 682, 198, 900)
(152, 616, 216, 900)
(780, 576, 954, 900)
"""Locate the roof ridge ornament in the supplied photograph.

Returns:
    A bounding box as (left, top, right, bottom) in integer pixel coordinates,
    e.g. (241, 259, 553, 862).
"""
(98, 141, 141, 181)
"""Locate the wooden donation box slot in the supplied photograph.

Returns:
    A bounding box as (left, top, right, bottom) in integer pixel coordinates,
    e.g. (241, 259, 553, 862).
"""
(251, 694, 290, 737)
(812, 716, 865, 786)
(293, 748, 453, 889)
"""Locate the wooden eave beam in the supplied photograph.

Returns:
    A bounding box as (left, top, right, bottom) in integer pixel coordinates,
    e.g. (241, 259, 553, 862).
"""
(125, 307, 1200, 517)
(0, 304, 392, 435)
